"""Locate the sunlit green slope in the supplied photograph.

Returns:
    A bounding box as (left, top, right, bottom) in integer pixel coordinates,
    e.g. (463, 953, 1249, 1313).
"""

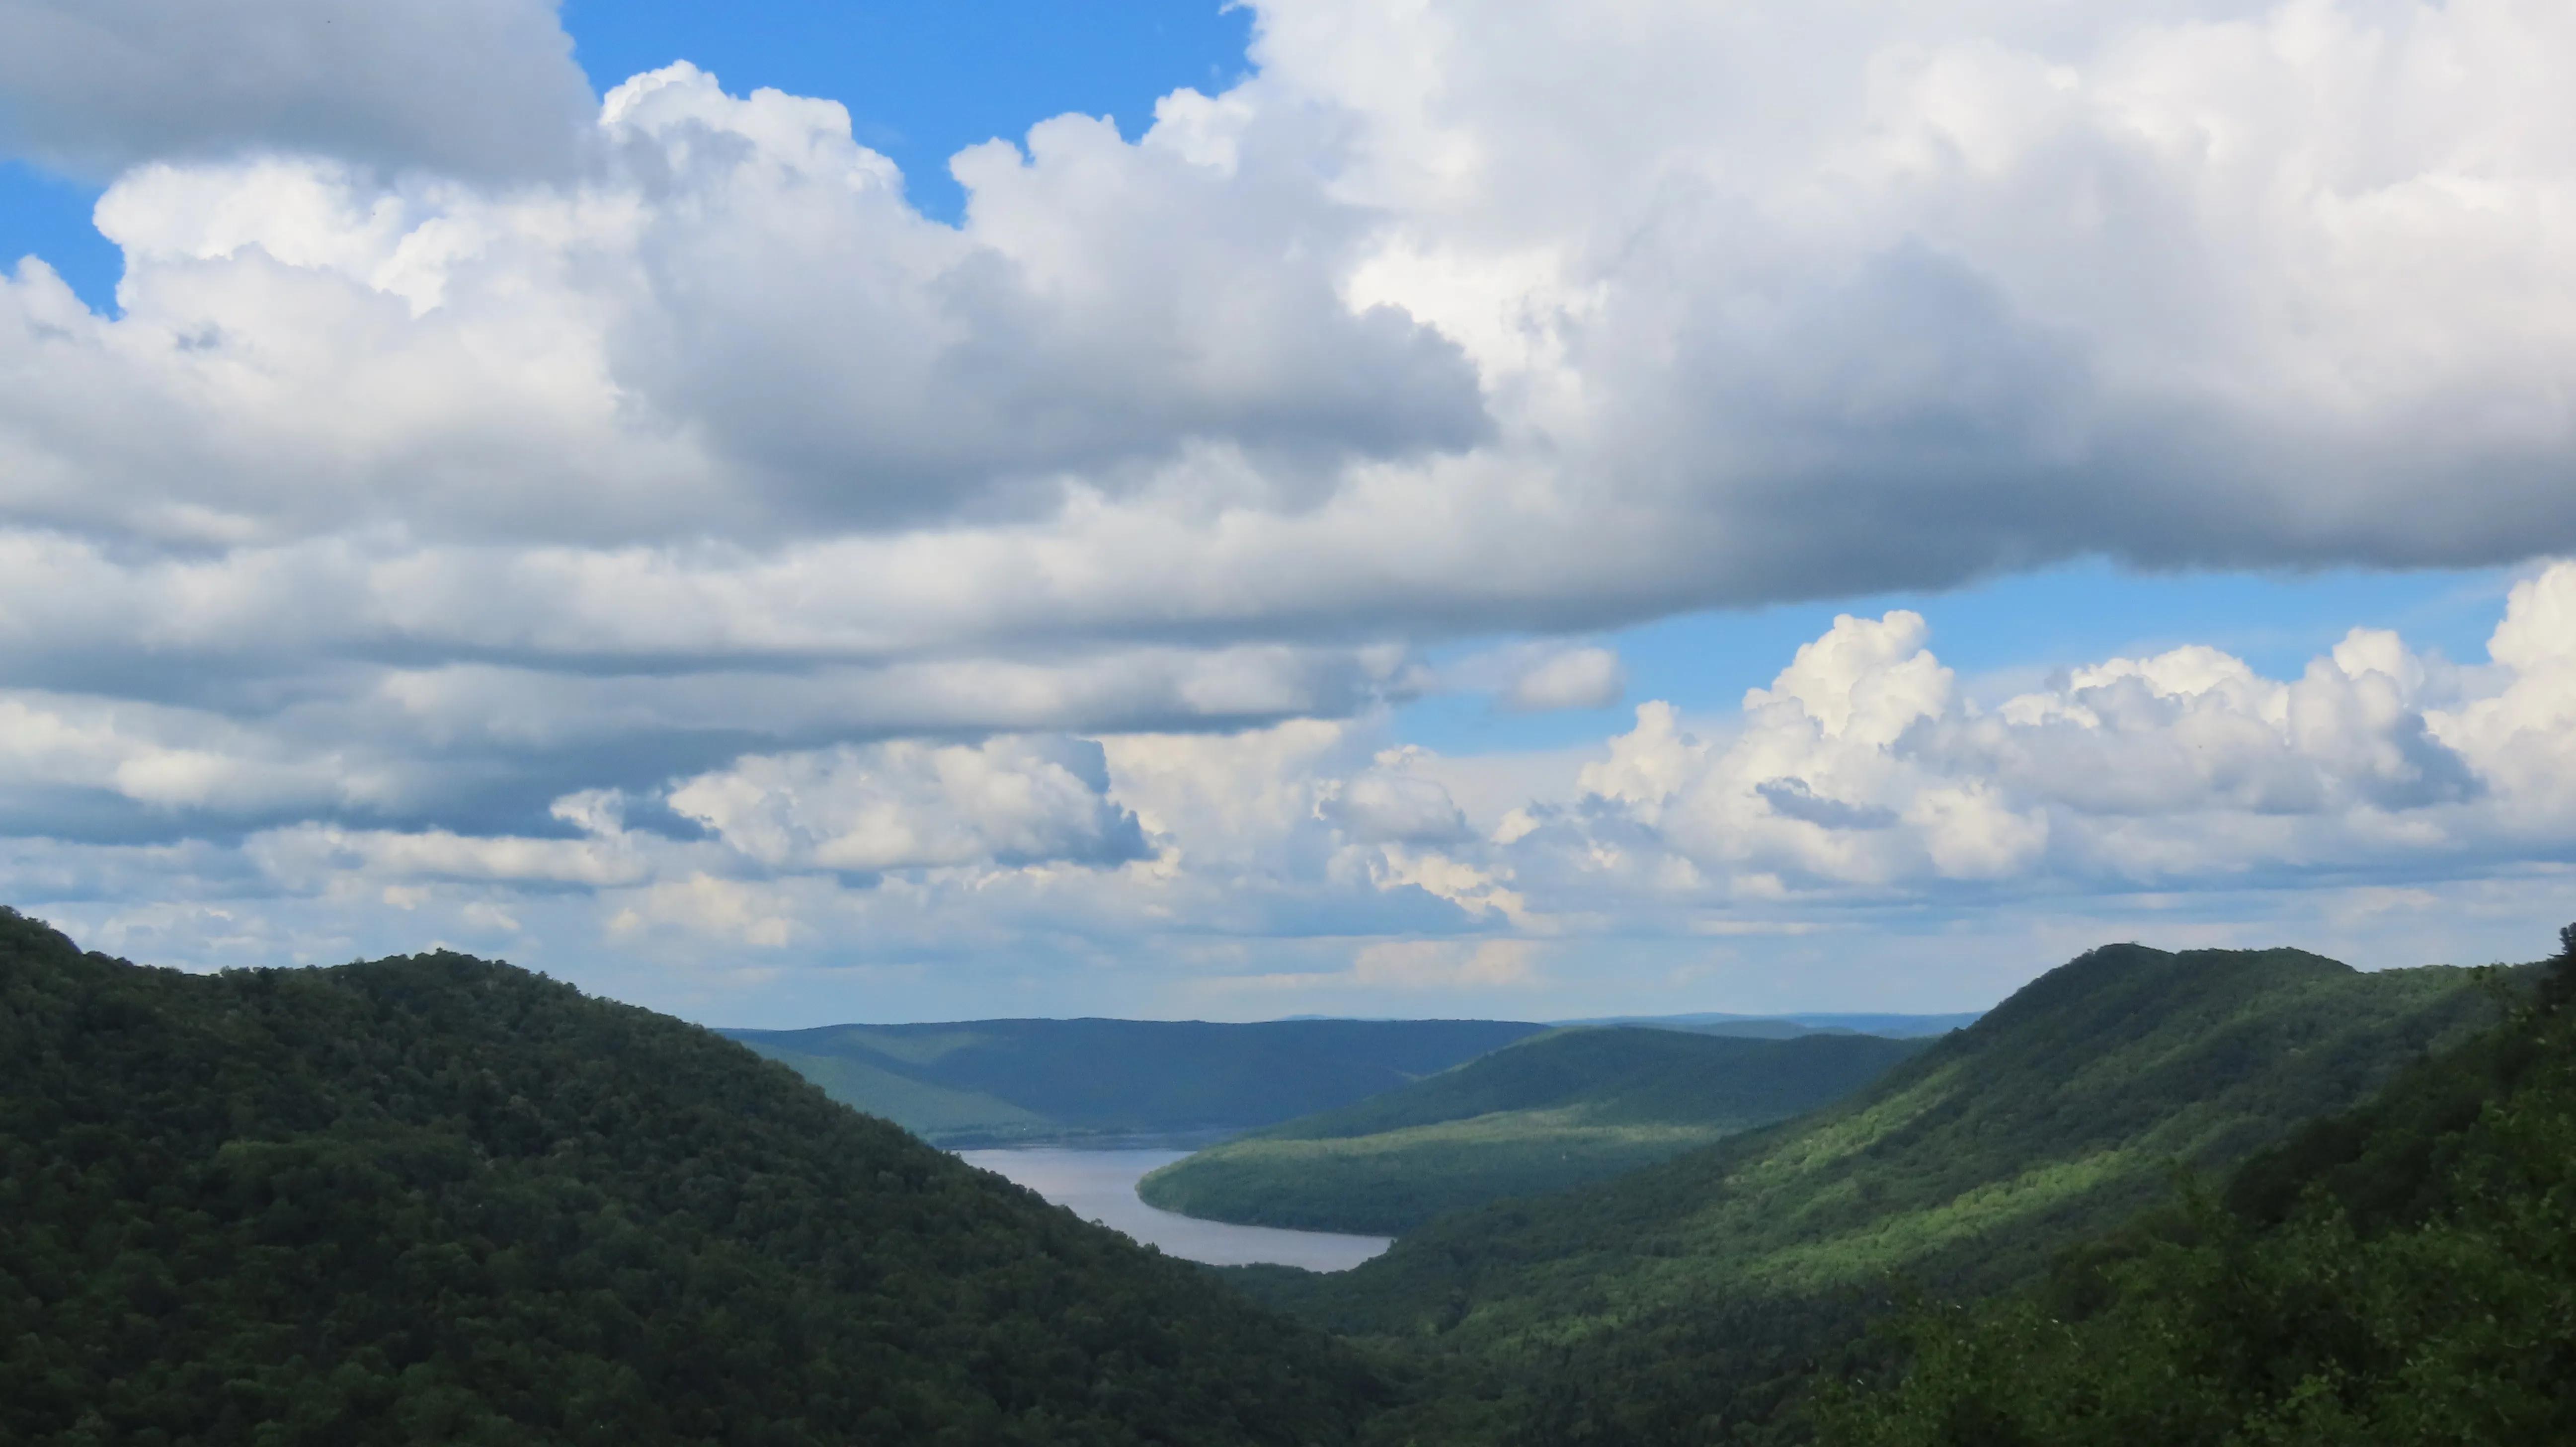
(1139, 1027, 1928, 1234)
(1822, 934, 2575, 1446)
(1235, 943, 2500, 1445)
(0, 910, 1381, 1446)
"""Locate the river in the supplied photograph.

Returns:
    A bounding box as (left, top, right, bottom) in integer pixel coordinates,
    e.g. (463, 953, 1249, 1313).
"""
(958, 1146, 1393, 1272)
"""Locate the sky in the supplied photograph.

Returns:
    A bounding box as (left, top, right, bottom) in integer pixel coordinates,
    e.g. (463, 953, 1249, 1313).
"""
(1, 0, 2572, 1027)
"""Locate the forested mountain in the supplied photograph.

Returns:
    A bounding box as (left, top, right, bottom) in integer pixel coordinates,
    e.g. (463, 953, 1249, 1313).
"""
(1231, 943, 2502, 1445)
(721, 1016, 1550, 1145)
(0, 910, 1381, 1446)
(1820, 932, 2576, 1445)
(1139, 1028, 1928, 1234)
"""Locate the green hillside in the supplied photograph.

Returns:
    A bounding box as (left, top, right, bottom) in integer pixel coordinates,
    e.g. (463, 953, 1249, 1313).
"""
(0, 909, 1381, 1446)
(1232, 943, 2501, 1445)
(723, 1016, 1551, 1144)
(1822, 933, 2576, 1445)
(1138, 1028, 1928, 1234)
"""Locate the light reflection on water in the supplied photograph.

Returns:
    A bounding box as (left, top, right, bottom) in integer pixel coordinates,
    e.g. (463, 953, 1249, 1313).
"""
(959, 1146, 1392, 1273)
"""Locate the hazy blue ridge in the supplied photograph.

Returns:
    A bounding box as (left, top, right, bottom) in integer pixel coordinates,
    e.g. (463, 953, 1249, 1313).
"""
(1138, 1027, 1930, 1234)
(719, 1016, 1551, 1144)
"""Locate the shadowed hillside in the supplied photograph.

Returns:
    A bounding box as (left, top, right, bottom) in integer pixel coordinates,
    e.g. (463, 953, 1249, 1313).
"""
(1140, 1027, 1929, 1234)
(0, 909, 1381, 1446)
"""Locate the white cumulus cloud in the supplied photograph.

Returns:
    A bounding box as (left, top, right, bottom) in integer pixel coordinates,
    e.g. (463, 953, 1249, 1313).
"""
(666, 736, 1147, 874)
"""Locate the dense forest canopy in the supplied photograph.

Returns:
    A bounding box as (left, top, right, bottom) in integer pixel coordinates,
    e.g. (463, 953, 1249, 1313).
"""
(0, 910, 1380, 1447)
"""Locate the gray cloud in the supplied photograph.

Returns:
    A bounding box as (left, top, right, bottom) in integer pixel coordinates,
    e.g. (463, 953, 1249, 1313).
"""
(0, 0, 594, 179)
(1754, 779, 1898, 831)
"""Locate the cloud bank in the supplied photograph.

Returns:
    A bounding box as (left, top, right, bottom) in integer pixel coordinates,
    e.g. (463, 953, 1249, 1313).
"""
(2, 0, 2573, 1015)
(0, 0, 593, 179)
(17, 563, 2576, 1020)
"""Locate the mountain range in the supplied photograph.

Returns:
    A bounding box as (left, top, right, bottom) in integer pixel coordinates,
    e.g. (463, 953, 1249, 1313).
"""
(1138, 1026, 1930, 1234)
(717, 1016, 1551, 1145)
(8, 904, 2561, 1446)
(720, 1011, 1972, 1145)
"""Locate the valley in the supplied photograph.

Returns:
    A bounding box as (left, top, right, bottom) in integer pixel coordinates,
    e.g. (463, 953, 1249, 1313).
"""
(6, 907, 2568, 1446)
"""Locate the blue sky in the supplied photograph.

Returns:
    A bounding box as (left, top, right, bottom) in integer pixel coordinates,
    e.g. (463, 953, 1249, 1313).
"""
(1, 0, 2572, 1025)
(1396, 561, 2525, 759)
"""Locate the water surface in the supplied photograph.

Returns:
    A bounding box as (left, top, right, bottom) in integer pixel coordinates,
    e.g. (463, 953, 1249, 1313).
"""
(960, 1146, 1392, 1272)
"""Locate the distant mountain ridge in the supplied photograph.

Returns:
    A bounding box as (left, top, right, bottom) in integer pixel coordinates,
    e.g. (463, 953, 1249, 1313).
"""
(1140, 1027, 1930, 1233)
(719, 1016, 1551, 1145)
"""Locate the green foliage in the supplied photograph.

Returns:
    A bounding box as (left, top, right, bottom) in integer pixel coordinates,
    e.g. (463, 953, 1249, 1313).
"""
(724, 1016, 1551, 1145)
(9, 904, 2536, 1447)
(1815, 936, 2576, 1447)
(0, 909, 1382, 1447)
(1140, 1029, 1926, 1234)
(1230, 943, 2499, 1445)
